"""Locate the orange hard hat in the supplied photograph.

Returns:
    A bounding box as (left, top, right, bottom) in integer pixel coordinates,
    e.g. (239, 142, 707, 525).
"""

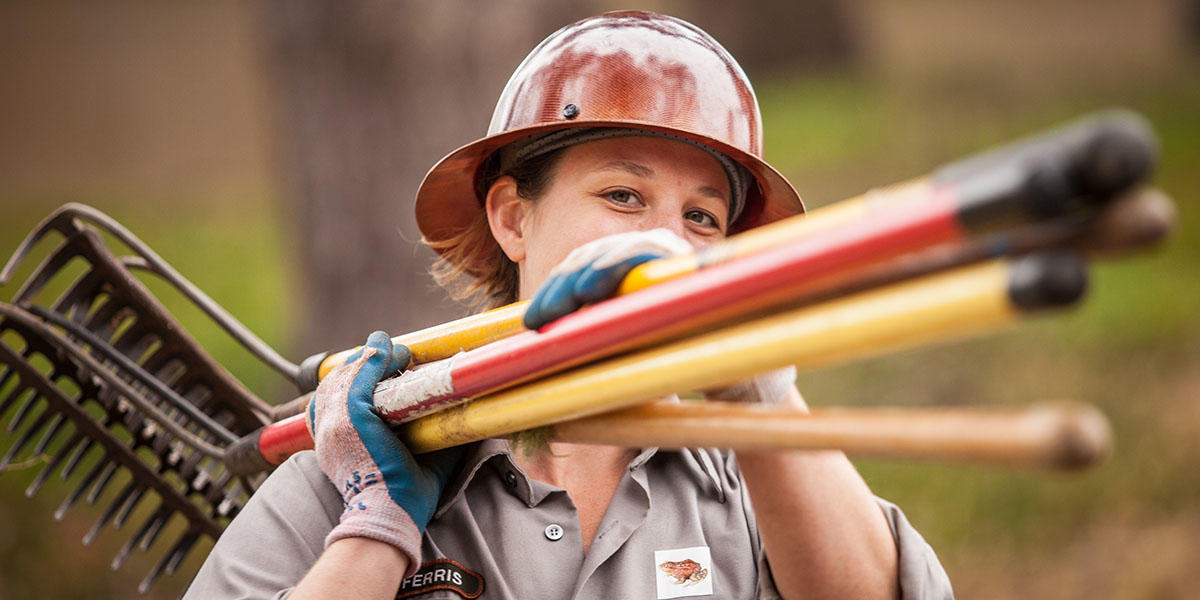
(415, 10, 803, 275)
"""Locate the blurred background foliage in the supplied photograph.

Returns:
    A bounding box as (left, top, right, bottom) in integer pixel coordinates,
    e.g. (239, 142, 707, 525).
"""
(1, 0, 1197, 598)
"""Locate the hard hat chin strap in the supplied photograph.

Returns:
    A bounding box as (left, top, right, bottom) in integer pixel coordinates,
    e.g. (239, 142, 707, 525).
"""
(499, 127, 750, 224)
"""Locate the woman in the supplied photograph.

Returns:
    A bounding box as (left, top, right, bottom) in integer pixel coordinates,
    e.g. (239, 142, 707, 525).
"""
(186, 11, 951, 599)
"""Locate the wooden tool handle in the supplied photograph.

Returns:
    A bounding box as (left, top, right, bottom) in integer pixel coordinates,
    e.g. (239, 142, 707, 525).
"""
(553, 401, 1112, 470)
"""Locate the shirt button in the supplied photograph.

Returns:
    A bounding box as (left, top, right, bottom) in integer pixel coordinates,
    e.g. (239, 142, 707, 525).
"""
(544, 524, 564, 541)
(504, 470, 517, 487)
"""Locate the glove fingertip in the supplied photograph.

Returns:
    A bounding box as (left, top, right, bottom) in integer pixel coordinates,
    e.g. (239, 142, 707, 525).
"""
(572, 265, 612, 303)
(523, 273, 555, 329)
(366, 330, 393, 353)
(537, 297, 578, 329)
(388, 344, 412, 377)
(522, 304, 542, 331)
(306, 396, 318, 436)
(344, 331, 394, 404)
(575, 253, 659, 303)
(526, 273, 577, 330)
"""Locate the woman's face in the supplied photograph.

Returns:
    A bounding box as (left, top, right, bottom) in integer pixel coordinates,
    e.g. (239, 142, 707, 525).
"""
(487, 135, 733, 300)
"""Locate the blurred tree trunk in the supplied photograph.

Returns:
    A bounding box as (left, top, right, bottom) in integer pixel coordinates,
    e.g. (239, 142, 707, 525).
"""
(260, 1, 586, 355)
(683, 0, 859, 75)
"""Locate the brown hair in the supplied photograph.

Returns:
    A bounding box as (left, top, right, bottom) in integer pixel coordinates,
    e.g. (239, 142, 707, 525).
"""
(428, 148, 566, 311)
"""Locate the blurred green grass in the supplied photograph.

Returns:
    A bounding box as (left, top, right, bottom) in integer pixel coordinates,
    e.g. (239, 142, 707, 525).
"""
(1, 64, 1198, 597)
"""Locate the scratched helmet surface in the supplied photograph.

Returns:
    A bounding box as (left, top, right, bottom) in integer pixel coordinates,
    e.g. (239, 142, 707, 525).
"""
(415, 10, 804, 276)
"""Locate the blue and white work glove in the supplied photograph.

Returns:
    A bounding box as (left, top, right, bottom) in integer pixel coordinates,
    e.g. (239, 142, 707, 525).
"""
(307, 331, 465, 575)
(524, 229, 693, 330)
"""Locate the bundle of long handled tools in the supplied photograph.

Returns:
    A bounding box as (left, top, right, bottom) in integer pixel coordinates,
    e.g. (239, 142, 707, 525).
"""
(0, 109, 1176, 592)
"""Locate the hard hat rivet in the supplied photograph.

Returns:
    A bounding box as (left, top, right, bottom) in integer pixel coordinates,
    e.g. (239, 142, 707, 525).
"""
(562, 103, 579, 119)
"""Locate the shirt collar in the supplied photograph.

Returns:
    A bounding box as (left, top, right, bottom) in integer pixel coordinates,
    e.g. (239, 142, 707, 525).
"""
(433, 440, 692, 517)
(434, 438, 510, 518)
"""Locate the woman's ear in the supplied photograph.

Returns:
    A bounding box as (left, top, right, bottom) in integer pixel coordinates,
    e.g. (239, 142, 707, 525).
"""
(485, 175, 528, 263)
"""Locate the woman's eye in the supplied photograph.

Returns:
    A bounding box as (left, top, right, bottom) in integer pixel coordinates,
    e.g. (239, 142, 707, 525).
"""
(604, 189, 640, 206)
(685, 209, 719, 229)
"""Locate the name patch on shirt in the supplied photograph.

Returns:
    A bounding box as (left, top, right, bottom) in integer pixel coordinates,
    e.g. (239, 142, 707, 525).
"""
(396, 558, 484, 599)
(654, 545, 714, 598)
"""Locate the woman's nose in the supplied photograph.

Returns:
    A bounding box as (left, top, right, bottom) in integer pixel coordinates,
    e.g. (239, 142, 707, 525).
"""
(639, 207, 687, 238)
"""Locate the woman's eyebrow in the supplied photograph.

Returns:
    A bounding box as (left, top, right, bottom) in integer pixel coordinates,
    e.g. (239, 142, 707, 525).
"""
(599, 160, 654, 178)
(597, 160, 727, 200)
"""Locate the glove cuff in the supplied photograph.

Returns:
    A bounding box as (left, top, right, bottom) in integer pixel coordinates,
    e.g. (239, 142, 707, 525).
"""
(326, 488, 424, 578)
(704, 366, 798, 405)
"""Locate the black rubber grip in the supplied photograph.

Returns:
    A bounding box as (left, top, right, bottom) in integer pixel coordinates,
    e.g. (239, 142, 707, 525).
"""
(1007, 251, 1089, 311)
(224, 428, 273, 477)
(936, 109, 1159, 229)
(296, 351, 330, 393)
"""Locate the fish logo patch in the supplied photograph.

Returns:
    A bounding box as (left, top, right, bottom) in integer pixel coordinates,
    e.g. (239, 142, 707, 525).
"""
(654, 546, 714, 598)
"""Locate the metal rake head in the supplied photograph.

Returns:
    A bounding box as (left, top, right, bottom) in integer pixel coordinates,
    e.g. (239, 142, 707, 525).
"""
(0, 204, 294, 593)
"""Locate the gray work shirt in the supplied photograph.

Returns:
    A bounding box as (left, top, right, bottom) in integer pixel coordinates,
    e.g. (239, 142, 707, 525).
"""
(185, 440, 952, 599)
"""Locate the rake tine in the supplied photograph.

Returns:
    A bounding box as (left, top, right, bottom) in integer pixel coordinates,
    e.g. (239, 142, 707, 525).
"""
(83, 479, 138, 546)
(0, 383, 28, 425)
(198, 448, 230, 494)
(112, 506, 169, 571)
(190, 456, 214, 494)
(3, 386, 37, 433)
(160, 530, 201, 577)
(138, 529, 199, 594)
(110, 529, 141, 572)
(82, 298, 127, 342)
(1, 400, 51, 468)
(55, 450, 108, 521)
(207, 466, 237, 506)
(216, 490, 239, 519)
(85, 460, 119, 505)
(0, 368, 22, 413)
(163, 438, 185, 470)
(26, 429, 82, 498)
(4, 237, 79, 302)
(173, 442, 205, 489)
(137, 507, 171, 551)
(31, 412, 66, 455)
(113, 486, 148, 529)
(64, 288, 98, 328)
(9, 387, 49, 435)
(60, 436, 95, 481)
(42, 253, 104, 316)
